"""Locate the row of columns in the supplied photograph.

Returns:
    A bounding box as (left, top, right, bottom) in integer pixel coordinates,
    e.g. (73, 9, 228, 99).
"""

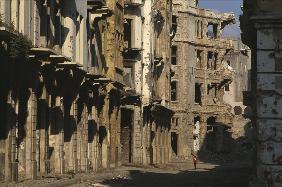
(2, 64, 123, 182)
(140, 107, 173, 166)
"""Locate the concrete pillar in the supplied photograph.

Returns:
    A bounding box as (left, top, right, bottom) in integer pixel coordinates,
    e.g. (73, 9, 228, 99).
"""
(161, 127, 165, 164)
(54, 97, 64, 174)
(116, 107, 122, 167)
(25, 89, 37, 179)
(38, 87, 49, 175)
(164, 129, 169, 163)
(133, 106, 142, 164)
(168, 130, 172, 162)
(65, 101, 78, 173)
(4, 91, 18, 182)
(73, 101, 79, 173)
(81, 104, 89, 172)
(157, 126, 161, 164)
(91, 105, 98, 172)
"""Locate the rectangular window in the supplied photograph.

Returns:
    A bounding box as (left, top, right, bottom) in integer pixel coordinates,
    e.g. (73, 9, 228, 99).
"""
(124, 66, 134, 88)
(207, 22, 218, 39)
(171, 46, 177, 65)
(172, 15, 177, 33)
(124, 19, 132, 48)
(225, 84, 230, 91)
(207, 51, 213, 69)
(196, 50, 202, 68)
(171, 81, 177, 101)
(195, 83, 202, 104)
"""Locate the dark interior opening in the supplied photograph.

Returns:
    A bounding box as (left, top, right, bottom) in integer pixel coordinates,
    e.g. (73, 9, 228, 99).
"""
(171, 81, 177, 101)
(124, 19, 132, 48)
(195, 83, 202, 104)
(120, 108, 134, 164)
(171, 132, 178, 155)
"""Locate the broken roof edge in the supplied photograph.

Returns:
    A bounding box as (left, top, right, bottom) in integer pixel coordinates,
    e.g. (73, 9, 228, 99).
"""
(179, 6, 236, 24)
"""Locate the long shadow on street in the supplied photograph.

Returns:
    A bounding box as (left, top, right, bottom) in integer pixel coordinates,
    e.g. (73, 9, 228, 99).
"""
(101, 164, 252, 187)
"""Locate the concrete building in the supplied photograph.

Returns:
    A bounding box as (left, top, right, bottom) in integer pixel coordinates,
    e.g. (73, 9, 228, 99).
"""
(171, 0, 236, 159)
(223, 39, 251, 115)
(241, 0, 282, 186)
(0, 0, 126, 181)
(0, 0, 174, 182)
(122, 0, 174, 166)
(0, 0, 255, 184)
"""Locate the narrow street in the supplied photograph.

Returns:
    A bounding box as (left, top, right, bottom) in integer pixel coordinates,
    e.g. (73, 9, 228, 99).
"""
(68, 162, 251, 187)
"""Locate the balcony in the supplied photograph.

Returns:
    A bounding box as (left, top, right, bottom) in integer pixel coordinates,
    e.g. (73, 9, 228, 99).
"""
(124, 0, 143, 8)
(123, 48, 142, 60)
(87, 0, 106, 10)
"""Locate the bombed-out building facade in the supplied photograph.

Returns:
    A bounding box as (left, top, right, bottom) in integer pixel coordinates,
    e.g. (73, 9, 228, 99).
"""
(171, 0, 238, 159)
(0, 0, 249, 183)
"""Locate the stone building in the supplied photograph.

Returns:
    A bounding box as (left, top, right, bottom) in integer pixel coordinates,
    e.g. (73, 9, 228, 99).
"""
(121, 0, 174, 166)
(223, 39, 251, 115)
(0, 0, 125, 181)
(0, 0, 174, 182)
(241, 0, 282, 186)
(171, 0, 236, 159)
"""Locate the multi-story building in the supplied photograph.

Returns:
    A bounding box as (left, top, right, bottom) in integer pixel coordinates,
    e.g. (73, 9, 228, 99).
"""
(0, 0, 251, 184)
(0, 0, 126, 181)
(0, 0, 174, 182)
(171, 0, 236, 159)
(241, 0, 282, 186)
(122, 0, 174, 166)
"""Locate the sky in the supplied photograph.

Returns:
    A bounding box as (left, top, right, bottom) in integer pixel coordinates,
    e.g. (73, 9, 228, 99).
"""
(199, 0, 242, 38)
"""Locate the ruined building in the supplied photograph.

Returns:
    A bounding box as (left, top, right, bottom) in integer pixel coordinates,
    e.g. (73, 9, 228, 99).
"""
(0, 0, 252, 184)
(171, 0, 236, 158)
(241, 0, 282, 186)
(122, 0, 174, 166)
(0, 0, 174, 182)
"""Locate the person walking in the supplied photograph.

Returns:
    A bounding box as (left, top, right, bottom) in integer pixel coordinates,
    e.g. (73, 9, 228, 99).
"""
(193, 155, 198, 170)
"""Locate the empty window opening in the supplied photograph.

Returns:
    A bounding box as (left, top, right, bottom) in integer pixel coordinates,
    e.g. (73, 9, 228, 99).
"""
(172, 117, 179, 126)
(200, 21, 203, 38)
(207, 51, 213, 69)
(124, 19, 132, 48)
(207, 84, 218, 98)
(195, 83, 202, 104)
(196, 50, 203, 68)
(227, 60, 231, 66)
(171, 46, 177, 65)
(225, 84, 230, 91)
(171, 132, 178, 155)
(171, 81, 177, 101)
(207, 23, 218, 39)
(172, 15, 177, 33)
(124, 66, 134, 88)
